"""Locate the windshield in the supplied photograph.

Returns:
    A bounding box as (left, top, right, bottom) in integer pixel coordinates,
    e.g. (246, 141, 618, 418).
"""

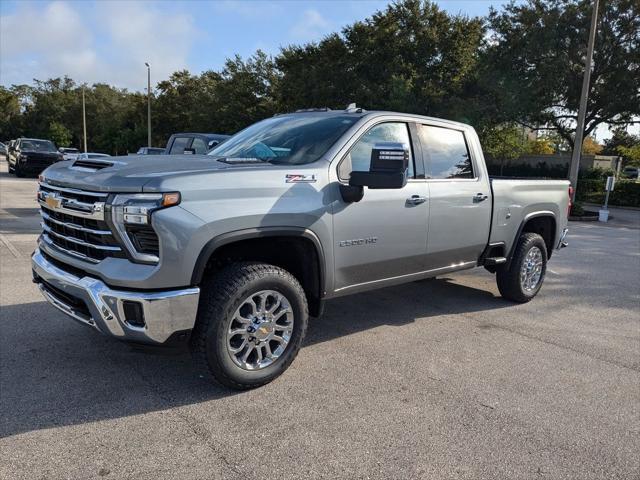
(208, 115, 358, 165)
(21, 139, 56, 152)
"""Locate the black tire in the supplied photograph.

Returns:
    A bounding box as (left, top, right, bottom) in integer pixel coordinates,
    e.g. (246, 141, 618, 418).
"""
(14, 161, 25, 177)
(497, 232, 547, 303)
(190, 262, 308, 390)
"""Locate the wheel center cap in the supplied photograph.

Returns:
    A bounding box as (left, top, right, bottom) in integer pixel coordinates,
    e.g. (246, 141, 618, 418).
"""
(254, 322, 273, 341)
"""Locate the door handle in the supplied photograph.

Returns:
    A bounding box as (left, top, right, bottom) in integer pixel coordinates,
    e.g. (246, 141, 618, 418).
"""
(407, 195, 427, 205)
(473, 193, 488, 202)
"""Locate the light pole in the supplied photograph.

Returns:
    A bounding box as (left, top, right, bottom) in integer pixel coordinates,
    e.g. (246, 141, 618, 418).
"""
(568, 0, 599, 201)
(82, 85, 87, 153)
(145, 62, 151, 147)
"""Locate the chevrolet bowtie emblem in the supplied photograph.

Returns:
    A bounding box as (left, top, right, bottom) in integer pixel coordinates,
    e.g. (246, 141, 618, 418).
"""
(45, 193, 62, 209)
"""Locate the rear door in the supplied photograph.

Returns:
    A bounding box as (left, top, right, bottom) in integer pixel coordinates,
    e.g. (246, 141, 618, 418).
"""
(417, 124, 492, 270)
(331, 120, 429, 292)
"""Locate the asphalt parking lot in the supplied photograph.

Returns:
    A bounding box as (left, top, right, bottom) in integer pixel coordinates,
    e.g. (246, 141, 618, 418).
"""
(1, 161, 639, 480)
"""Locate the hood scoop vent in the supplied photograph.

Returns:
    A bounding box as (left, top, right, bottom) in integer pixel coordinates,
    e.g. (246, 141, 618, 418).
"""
(72, 159, 114, 171)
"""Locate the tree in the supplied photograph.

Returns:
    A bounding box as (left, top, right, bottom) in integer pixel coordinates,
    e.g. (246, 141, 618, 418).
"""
(617, 144, 640, 167)
(526, 138, 555, 155)
(483, 0, 640, 148)
(582, 136, 603, 155)
(48, 121, 71, 147)
(481, 124, 527, 175)
(277, 0, 485, 122)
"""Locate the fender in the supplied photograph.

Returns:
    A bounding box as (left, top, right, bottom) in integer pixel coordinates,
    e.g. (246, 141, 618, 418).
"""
(191, 226, 326, 290)
(505, 211, 557, 268)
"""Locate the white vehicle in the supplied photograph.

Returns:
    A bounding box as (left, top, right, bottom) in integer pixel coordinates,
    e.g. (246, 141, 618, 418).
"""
(58, 147, 81, 161)
(76, 152, 111, 161)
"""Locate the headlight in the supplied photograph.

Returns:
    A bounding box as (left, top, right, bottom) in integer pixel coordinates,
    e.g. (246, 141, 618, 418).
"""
(110, 192, 180, 263)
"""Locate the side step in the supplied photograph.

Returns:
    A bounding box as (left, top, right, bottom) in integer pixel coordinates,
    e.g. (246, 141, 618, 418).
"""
(483, 256, 507, 266)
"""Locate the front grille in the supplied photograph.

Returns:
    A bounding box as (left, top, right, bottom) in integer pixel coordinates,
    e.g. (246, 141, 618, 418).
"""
(38, 182, 124, 263)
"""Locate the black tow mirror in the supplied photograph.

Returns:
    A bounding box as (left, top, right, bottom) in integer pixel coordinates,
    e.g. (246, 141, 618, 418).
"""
(340, 142, 409, 203)
(183, 148, 196, 155)
(349, 142, 409, 189)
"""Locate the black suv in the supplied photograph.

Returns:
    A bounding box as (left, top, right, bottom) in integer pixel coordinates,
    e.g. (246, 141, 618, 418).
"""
(165, 133, 230, 155)
(8, 138, 63, 177)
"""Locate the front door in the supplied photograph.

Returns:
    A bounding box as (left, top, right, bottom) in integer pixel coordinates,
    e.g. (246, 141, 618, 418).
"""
(332, 121, 429, 292)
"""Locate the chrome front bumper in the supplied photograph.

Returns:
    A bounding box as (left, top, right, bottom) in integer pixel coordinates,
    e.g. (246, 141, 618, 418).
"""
(31, 248, 200, 344)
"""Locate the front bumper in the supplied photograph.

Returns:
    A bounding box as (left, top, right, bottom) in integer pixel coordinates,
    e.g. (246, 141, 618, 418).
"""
(31, 248, 200, 344)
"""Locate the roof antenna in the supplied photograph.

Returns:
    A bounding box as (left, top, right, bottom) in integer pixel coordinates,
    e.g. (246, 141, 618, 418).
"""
(345, 103, 363, 113)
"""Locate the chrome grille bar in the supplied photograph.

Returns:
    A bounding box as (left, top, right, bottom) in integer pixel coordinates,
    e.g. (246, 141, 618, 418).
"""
(41, 224, 121, 251)
(40, 210, 111, 235)
(41, 234, 101, 264)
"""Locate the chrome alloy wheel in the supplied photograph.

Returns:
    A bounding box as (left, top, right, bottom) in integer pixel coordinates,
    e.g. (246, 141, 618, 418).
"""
(520, 246, 543, 292)
(226, 290, 294, 370)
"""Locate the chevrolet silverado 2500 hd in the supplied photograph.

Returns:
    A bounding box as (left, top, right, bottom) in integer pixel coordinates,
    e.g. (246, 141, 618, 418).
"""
(32, 107, 570, 389)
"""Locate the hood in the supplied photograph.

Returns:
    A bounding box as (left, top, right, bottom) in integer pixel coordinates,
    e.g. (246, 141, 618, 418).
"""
(40, 154, 275, 192)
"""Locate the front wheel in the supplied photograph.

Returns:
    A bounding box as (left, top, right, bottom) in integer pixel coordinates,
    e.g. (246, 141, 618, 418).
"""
(496, 232, 547, 303)
(191, 262, 308, 390)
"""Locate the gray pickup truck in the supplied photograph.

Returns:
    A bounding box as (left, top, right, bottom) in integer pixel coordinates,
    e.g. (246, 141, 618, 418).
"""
(32, 107, 570, 389)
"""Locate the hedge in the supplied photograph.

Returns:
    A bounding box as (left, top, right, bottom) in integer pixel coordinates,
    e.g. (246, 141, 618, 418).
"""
(575, 179, 640, 208)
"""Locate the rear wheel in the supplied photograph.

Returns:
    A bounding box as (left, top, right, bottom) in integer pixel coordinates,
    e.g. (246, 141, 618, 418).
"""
(497, 233, 547, 303)
(191, 262, 308, 390)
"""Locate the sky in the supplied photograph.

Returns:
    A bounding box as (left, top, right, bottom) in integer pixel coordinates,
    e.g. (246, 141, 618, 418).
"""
(0, 0, 512, 90)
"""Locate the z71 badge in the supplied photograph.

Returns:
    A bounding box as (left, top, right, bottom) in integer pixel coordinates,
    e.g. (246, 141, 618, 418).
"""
(339, 237, 378, 247)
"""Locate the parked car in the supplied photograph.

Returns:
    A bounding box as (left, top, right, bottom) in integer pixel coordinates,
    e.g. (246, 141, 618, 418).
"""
(165, 133, 230, 155)
(75, 152, 111, 160)
(32, 107, 570, 389)
(0, 142, 7, 157)
(135, 147, 166, 155)
(8, 138, 63, 177)
(59, 147, 80, 161)
(622, 166, 640, 180)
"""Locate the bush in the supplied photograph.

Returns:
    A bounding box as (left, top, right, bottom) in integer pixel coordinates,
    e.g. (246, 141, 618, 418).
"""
(576, 179, 640, 207)
(570, 202, 585, 216)
(486, 161, 567, 178)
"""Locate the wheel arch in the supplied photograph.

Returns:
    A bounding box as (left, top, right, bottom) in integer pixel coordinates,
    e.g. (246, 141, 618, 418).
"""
(192, 227, 326, 317)
(506, 212, 557, 267)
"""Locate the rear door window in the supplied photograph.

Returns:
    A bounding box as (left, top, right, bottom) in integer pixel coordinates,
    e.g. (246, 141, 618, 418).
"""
(418, 125, 474, 179)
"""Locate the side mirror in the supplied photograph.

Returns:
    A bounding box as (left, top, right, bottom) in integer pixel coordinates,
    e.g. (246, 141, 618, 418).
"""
(208, 140, 220, 149)
(340, 142, 409, 203)
(349, 142, 409, 189)
(183, 148, 195, 155)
